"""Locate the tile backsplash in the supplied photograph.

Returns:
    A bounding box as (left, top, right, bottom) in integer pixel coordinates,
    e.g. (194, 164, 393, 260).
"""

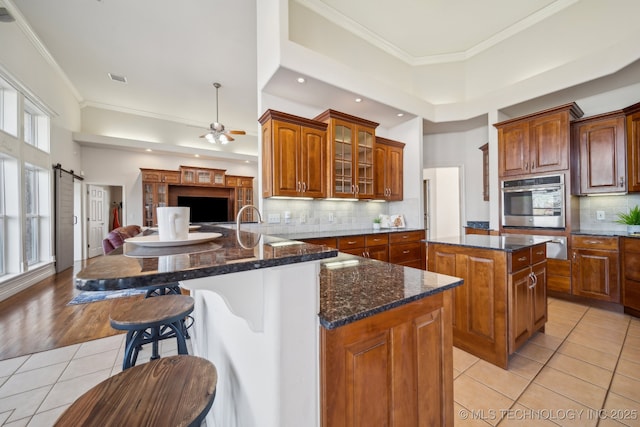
(578, 194, 640, 231)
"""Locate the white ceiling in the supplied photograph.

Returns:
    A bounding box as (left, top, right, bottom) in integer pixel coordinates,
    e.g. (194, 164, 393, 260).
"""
(2, 0, 587, 156)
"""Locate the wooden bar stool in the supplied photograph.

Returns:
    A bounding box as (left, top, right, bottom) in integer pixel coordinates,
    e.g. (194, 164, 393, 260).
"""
(110, 294, 194, 370)
(54, 355, 217, 427)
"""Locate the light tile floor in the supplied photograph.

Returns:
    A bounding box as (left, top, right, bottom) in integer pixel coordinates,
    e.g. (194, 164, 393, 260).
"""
(454, 298, 640, 427)
(0, 333, 189, 426)
(0, 298, 638, 426)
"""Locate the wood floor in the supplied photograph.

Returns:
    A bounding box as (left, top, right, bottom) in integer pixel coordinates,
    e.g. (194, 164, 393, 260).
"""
(0, 260, 137, 360)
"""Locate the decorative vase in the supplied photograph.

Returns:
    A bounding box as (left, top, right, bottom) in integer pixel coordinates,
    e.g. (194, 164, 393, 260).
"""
(373, 223, 381, 230)
(627, 225, 640, 234)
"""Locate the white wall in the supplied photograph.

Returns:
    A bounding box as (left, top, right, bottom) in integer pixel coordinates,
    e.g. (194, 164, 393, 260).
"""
(424, 125, 490, 225)
(80, 146, 258, 226)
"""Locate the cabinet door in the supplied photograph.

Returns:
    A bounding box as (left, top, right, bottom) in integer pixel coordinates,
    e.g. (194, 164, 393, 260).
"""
(498, 122, 529, 177)
(367, 244, 389, 262)
(576, 115, 626, 194)
(627, 110, 640, 192)
(373, 144, 387, 199)
(387, 144, 403, 200)
(331, 120, 354, 197)
(529, 112, 569, 173)
(572, 249, 620, 302)
(509, 268, 532, 352)
(320, 293, 452, 427)
(300, 126, 326, 198)
(273, 121, 301, 197)
(355, 125, 375, 199)
(531, 261, 547, 331)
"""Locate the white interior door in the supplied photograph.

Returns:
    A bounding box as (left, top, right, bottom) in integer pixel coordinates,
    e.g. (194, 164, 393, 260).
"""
(87, 184, 108, 258)
(423, 167, 461, 238)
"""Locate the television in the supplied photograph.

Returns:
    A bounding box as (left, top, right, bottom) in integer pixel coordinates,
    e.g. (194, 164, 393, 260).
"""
(177, 196, 229, 222)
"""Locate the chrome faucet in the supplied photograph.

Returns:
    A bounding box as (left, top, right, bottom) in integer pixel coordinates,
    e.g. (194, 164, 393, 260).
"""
(236, 204, 263, 228)
(236, 205, 263, 249)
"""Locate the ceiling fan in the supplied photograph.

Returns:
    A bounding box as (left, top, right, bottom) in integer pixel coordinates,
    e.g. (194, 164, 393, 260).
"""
(200, 82, 246, 144)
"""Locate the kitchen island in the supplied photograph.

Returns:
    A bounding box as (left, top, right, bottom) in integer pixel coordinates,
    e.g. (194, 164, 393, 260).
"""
(76, 225, 463, 427)
(427, 234, 549, 369)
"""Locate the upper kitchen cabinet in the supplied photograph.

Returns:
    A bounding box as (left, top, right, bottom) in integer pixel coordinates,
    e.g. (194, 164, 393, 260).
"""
(374, 137, 404, 201)
(624, 102, 640, 192)
(180, 166, 225, 186)
(571, 111, 626, 195)
(495, 103, 583, 178)
(315, 110, 379, 199)
(260, 110, 328, 199)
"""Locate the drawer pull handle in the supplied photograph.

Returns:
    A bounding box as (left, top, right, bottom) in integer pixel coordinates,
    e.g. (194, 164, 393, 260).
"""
(402, 250, 410, 254)
(586, 240, 602, 245)
(536, 251, 544, 255)
(347, 241, 357, 245)
(517, 256, 527, 262)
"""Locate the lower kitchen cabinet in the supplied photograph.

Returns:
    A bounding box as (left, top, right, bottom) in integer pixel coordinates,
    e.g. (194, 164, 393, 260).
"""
(389, 230, 426, 269)
(622, 237, 640, 316)
(508, 247, 547, 351)
(321, 290, 453, 427)
(428, 242, 547, 368)
(571, 235, 620, 303)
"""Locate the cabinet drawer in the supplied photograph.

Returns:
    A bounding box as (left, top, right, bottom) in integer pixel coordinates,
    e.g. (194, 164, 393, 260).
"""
(389, 230, 424, 244)
(141, 171, 162, 182)
(531, 244, 546, 264)
(365, 234, 389, 247)
(301, 237, 337, 249)
(337, 235, 366, 250)
(509, 248, 531, 272)
(572, 235, 618, 250)
(163, 172, 181, 183)
(389, 242, 421, 263)
(623, 237, 640, 253)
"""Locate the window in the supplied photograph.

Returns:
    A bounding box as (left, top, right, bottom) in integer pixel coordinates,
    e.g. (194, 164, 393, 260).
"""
(0, 158, 4, 275)
(0, 76, 18, 136)
(23, 99, 49, 151)
(24, 165, 38, 265)
(24, 164, 50, 267)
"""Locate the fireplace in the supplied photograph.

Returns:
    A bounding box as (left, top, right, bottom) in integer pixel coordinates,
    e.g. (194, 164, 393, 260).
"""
(169, 186, 234, 223)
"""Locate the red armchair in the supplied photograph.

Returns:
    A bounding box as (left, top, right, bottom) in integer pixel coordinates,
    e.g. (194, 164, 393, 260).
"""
(102, 225, 142, 254)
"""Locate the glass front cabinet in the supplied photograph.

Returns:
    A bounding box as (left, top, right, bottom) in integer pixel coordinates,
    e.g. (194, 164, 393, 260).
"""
(315, 110, 378, 199)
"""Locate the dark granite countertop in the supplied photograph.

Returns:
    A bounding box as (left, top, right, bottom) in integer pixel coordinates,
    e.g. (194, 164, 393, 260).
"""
(465, 221, 490, 229)
(318, 253, 462, 329)
(76, 224, 463, 330)
(426, 234, 550, 251)
(571, 229, 640, 238)
(75, 224, 338, 291)
(273, 227, 424, 240)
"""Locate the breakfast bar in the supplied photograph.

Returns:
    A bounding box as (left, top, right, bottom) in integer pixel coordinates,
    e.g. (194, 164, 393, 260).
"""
(75, 225, 463, 427)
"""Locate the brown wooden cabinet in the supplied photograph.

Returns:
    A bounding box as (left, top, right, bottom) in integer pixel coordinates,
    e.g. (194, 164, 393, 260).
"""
(389, 230, 425, 269)
(179, 166, 225, 186)
(321, 290, 453, 427)
(260, 110, 328, 198)
(315, 109, 378, 199)
(495, 103, 583, 178)
(571, 111, 626, 195)
(373, 137, 404, 201)
(622, 237, 640, 316)
(337, 234, 389, 262)
(226, 175, 254, 222)
(625, 102, 640, 192)
(428, 242, 547, 368)
(508, 245, 547, 352)
(571, 235, 620, 303)
(140, 169, 181, 227)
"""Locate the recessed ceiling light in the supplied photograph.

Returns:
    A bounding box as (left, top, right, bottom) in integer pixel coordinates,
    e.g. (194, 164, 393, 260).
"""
(108, 73, 127, 83)
(195, 154, 200, 157)
(297, 77, 306, 84)
(355, 98, 362, 103)
(145, 148, 152, 152)
(397, 113, 404, 117)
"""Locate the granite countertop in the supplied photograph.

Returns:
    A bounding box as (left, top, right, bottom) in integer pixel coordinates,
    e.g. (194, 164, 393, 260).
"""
(273, 227, 424, 240)
(572, 229, 640, 238)
(75, 224, 337, 291)
(426, 234, 550, 251)
(465, 221, 490, 230)
(318, 253, 462, 329)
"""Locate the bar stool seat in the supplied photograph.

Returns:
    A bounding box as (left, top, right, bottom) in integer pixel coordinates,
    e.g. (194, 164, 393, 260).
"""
(54, 355, 217, 427)
(110, 294, 194, 370)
